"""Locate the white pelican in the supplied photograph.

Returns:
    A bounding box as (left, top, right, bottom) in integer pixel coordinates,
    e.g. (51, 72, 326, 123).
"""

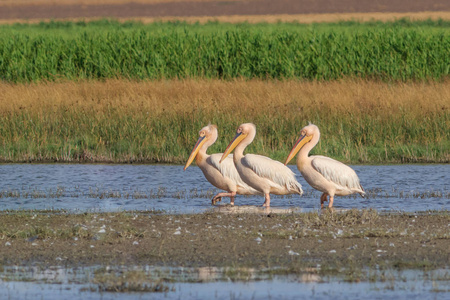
(184, 124, 259, 205)
(285, 124, 365, 209)
(220, 123, 303, 207)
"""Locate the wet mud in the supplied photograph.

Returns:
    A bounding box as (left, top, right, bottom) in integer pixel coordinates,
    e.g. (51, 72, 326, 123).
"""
(0, 209, 448, 275)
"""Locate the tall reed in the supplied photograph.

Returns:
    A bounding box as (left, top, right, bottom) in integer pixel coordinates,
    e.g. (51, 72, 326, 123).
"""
(0, 20, 449, 82)
(0, 79, 448, 163)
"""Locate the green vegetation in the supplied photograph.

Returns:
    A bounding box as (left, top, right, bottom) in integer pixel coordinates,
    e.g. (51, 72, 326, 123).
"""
(0, 20, 448, 163)
(92, 270, 171, 293)
(1, 101, 447, 164)
(0, 209, 448, 272)
(1, 19, 449, 82)
(0, 79, 448, 163)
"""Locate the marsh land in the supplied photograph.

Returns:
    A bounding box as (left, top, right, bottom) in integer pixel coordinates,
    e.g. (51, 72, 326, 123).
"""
(1, 209, 448, 275)
(0, 1, 448, 296)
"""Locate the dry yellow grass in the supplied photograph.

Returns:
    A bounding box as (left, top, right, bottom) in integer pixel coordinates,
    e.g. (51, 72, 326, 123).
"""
(0, 79, 448, 163)
(2, 11, 450, 25)
(1, 79, 448, 117)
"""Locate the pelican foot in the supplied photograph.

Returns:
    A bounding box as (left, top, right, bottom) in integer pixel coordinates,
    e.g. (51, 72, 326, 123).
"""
(328, 196, 334, 208)
(320, 205, 334, 210)
(262, 194, 271, 207)
(262, 201, 271, 208)
(320, 193, 329, 209)
(320, 200, 329, 209)
(211, 197, 222, 205)
(321, 205, 335, 211)
(321, 207, 335, 213)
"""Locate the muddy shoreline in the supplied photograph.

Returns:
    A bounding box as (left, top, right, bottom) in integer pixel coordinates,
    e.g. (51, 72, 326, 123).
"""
(0, 209, 448, 277)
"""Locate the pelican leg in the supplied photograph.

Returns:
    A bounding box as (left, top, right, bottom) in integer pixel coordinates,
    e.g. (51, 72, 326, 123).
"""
(211, 192, 236, 206)
(230, 195, 235, 206)
(262, 194, 271, 207)
(328, 195, 334, 208)
(211, 194, 222, 205)
(320, 193, 328, 209)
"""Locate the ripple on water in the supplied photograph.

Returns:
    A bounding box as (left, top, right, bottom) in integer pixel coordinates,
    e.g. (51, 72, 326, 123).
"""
(0, 266, 448, 300)
(0, 164, 448, 213)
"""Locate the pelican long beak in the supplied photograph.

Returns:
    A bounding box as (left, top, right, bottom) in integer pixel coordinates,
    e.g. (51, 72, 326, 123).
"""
(184, 136, 206, 170)
(220, 132, 247, 163)
(285, 134, 312, 165)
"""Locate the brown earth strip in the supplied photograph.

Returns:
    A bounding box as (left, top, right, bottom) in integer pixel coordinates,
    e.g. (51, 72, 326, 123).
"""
(0, 209, 448, 273)
(3, 11, 450, 25)
(1, 0, 236, 5)
(1, 0, 450, 20)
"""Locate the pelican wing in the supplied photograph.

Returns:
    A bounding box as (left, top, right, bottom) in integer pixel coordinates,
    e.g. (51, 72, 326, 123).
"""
(242, 154, 303, 193)
(311, 156, 364, 192)
(209, 154, 258, 192)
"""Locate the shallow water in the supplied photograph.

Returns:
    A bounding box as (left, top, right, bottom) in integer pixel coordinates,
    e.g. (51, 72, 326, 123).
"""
(0, 164, 448, 299)
(1, 279, 447, 300)
(0, 266, 448, 300)
(0, 164, 448, 212)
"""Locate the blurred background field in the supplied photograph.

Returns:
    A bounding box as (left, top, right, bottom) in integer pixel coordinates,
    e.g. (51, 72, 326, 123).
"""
(1, 20, 450, 82)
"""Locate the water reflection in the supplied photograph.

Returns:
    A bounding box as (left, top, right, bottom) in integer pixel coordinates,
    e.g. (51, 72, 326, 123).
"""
(0, 265, 448, 300)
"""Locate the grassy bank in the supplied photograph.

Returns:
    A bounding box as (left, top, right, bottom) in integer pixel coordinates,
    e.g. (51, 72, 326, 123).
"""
(0, 79, 448, 164)
(1, 19, 450, 82)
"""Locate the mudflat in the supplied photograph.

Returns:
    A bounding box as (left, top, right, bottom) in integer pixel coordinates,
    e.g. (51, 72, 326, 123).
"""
(1, 209, 448, 275)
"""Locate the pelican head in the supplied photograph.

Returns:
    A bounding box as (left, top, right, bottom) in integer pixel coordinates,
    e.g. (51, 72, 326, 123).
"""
(220, 123, 256, 163)
(184, 124, 218, 170)
(285, 123, 319, 165)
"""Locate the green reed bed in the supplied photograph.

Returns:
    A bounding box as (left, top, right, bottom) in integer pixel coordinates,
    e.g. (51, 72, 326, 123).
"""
(0, 20, 448, 163)
(1, 19, 450, 82)
(0, 100, 448, 163)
